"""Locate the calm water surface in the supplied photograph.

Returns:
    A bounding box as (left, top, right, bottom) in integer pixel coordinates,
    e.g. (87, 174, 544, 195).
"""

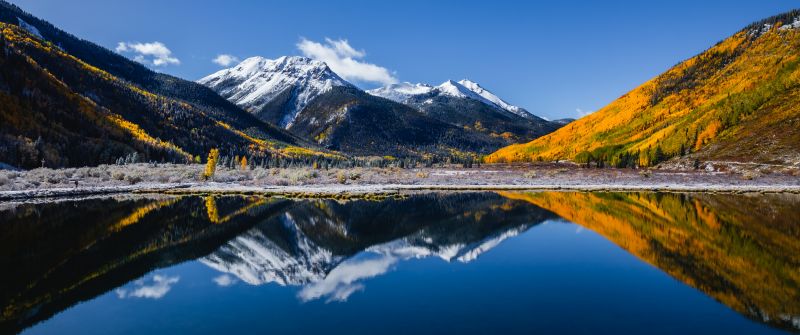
(0, 191, 798, 334)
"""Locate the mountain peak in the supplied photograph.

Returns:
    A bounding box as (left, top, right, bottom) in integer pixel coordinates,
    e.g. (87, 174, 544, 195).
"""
(370, 79, 533, 119)
(199, 55, 353, 128)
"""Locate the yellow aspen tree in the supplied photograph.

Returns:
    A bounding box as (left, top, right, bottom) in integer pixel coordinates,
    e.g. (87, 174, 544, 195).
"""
(203, 148, 219, 180)
(240, 156, 248, 170)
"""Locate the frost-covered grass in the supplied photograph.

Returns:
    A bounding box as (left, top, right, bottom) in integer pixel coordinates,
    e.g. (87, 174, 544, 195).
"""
(1, 162, 798, 193)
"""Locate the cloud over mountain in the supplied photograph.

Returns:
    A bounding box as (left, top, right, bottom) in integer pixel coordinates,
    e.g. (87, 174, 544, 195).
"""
(115, 41, 180, 66)
(297, 38, 397, 85)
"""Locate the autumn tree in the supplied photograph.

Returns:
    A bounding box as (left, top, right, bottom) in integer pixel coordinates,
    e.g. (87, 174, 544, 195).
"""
(240, 156, 248, 170)
(203, 148, 219, 180)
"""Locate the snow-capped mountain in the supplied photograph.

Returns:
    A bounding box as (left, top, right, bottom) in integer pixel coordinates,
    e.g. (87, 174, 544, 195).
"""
(365, 82, 435, 103)
(457, 79, 531, 118)
(367, 79, 563, 145)
(367, 79, 533, 119)
(198, 56, 353, 128)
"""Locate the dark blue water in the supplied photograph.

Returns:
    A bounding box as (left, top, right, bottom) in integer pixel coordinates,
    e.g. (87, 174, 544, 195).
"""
(1, 192, 798, 334)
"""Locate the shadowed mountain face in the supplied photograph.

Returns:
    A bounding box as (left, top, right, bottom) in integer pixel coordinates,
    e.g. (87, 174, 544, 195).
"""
(1, 191, 798, 334)
(499, 191, 800, 332)
(289, 86, 506, 156)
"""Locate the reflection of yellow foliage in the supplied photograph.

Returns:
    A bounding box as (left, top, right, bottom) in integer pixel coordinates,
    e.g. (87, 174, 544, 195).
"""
(110, 199, 179, 232)
(205, 196, 270, 225)
(205, 196, 220, 223)
(498, 191, 800, 330)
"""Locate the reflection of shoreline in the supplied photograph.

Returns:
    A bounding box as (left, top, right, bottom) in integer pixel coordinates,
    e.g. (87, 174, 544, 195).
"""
(498, 191, 800, 332)
(4, 180, 800, 203)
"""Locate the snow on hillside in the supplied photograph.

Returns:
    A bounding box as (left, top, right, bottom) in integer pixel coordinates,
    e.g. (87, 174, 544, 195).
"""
(368, 79, 533, 118)
(457, 79, 531, 118)
(365, 82, 434, 102)
(17, 17, 43, 39)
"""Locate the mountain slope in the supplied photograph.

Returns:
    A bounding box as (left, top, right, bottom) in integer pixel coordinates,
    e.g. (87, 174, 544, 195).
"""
(0, 4, 328, 168)
(0, 2, 299, 146)
(288, 86, 506, 157)
(198, 56, 353, 128)
(486, 10, 800, 167)
(369, 80, 562, 144)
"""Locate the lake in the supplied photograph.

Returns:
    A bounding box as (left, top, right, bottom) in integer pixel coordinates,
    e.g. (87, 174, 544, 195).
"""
(1, 191, 798, 334)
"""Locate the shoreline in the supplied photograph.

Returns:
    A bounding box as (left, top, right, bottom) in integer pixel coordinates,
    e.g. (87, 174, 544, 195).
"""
(2, 181, 799, 202)
(2, 164, 799, 201)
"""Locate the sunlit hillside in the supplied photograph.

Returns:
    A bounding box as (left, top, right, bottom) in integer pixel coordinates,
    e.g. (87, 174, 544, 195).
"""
(486, 10, 800, 167)
(0, 22, 330, 168)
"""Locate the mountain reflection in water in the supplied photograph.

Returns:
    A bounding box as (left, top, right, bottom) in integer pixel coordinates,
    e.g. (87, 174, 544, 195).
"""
(0, 191, 798, 334)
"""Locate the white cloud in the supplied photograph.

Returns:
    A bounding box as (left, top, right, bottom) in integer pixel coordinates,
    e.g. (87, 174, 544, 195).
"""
(298, 254, 396, 302)
(116, 41, 180, 66)
(297, 38, 397, 85)
(576, 108, 593, 118)
(213, 54, 240, 67)
(213, 274, 238, 287)
(115, 274, 180, 299)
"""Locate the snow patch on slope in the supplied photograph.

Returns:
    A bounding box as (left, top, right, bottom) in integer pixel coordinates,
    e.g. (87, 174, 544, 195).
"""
(457, 79, 531, 118)
(368, 79, 533, 118)
(17, 18, 43, 40)
(366, 82, 434, 102)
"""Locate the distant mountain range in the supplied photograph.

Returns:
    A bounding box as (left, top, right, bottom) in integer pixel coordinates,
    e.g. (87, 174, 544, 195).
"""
(369, 80, 565, 143)
(487, 9, 800, 167)
(199, 56, 565, 157)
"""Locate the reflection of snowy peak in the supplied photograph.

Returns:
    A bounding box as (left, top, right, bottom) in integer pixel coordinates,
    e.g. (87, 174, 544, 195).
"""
(200, 213, 340, 286)
(198, 56, 353, 127)
(368, 223, 532, 263)
(203, 215, 532, 288)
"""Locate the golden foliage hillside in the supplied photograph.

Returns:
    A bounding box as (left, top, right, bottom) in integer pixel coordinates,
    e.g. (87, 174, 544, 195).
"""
(486, 11, 800, 167)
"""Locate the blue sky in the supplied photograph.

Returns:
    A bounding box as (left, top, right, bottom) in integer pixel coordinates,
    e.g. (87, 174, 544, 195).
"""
(11, 0, 799, 120)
